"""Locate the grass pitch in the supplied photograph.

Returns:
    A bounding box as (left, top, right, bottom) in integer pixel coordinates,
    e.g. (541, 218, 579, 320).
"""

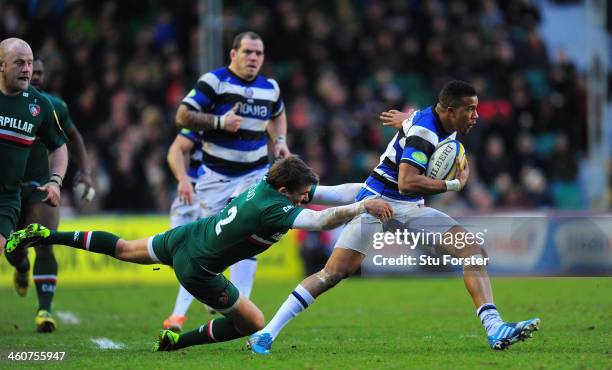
(1, 277, 610, 369)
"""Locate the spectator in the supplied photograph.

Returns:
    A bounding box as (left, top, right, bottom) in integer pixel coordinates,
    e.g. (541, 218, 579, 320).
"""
(0, 0, 593, 212)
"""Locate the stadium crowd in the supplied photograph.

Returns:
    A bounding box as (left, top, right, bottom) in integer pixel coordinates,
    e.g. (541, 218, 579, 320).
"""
(0, 0, 596, 213)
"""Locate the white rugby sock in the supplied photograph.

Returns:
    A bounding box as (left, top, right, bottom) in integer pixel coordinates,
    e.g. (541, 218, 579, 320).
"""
(477, 303, 503, 336)
(230, 258, 257, 298)
(172, 284, 195, 317)
(259, 284, 315, 340)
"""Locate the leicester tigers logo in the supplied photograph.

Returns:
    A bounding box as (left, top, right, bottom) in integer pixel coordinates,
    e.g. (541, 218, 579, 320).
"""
(29, 104, 41, 117)
(217, 291, 229, 305)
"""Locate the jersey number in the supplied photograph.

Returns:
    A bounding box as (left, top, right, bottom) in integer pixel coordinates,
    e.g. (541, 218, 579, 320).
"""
(215, 206, 237, 235)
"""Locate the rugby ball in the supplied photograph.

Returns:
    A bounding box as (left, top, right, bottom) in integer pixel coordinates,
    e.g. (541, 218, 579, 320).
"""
(425, 140, 466, 180)
(74, 183, 96, 202)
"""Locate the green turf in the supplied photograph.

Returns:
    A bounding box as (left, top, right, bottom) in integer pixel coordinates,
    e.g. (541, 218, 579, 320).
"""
(0, 277, 610, 369)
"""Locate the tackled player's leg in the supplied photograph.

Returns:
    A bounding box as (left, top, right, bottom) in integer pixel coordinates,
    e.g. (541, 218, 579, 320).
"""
(248, 212, 374, 354)
(436, 224, 540, 350)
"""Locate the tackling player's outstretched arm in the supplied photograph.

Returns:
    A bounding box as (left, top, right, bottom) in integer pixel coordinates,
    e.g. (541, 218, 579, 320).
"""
(398, 157, 469, 196)
(309, 183, 363, 206)
(167, 134, 196, 205)
(292, 199, 393, 231)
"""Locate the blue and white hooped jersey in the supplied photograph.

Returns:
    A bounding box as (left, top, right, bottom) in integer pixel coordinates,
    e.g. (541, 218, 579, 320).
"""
(358, 106, 456, 203)
(181, 67, 284, 177)
(178, 129, 205, 183)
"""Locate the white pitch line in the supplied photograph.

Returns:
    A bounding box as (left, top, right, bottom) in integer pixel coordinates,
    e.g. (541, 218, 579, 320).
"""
(55, 311, 81, 325)
(90, 338, 125, 349)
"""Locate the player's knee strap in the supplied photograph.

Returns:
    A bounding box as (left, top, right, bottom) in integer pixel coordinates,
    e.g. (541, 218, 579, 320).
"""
(316, 269, 343, 286)
(315, 270, 334, 285)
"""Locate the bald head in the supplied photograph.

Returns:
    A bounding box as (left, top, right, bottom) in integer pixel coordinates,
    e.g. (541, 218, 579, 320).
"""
(0, 38, 33, 95)
(0, 38, 32, 61)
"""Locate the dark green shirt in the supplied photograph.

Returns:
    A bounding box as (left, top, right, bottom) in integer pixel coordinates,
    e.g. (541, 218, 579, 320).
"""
(0, 86, 68, 193)
(190, 180, 304, 272)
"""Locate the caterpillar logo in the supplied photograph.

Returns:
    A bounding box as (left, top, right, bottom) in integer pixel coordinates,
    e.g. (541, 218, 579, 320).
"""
(0, 115, 34, 133)
(236, 102, 268, 118)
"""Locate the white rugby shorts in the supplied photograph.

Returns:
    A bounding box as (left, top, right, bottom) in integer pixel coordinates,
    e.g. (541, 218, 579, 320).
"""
(194, 165, 269, 217)
(335, 195, 458, 254)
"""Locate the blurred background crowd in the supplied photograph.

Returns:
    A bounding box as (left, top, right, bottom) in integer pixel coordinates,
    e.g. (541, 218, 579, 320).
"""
(0, 0, 608, 214)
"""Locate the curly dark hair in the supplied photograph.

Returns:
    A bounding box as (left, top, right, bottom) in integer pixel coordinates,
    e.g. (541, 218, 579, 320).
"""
(438, 80, 477, 108)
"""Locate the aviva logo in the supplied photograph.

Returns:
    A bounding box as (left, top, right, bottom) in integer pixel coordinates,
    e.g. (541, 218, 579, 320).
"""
(236, 101, 268, 118)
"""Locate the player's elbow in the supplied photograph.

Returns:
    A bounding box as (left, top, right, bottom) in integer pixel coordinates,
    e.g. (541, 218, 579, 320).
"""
(175, 106, 188, 128)
(165, 148, 175, 166)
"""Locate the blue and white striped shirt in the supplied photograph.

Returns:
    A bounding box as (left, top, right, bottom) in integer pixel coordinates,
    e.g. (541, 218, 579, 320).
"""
(181, 67, 284, 176)
(178, 129, 205, 183)
(358, 106, 456, 203)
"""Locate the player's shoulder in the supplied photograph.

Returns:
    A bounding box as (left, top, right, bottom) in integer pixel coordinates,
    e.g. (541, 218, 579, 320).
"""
(249, 75, 278, 91)
(409, 107, 437, 130)
(26, 86, 54, 111)
(208, 66, 229, 79)
(197, 67, 227, 87)
(26, 85, 48, 101)
(406, 106, 449, 138)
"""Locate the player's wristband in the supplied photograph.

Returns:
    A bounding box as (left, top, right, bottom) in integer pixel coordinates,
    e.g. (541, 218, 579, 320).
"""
(214, 115, 226, 130)
(356, 200, 366, 214)
(50, 173, 63, 188)
(275, 136, 286, 144)
(445, 179, 461, 192)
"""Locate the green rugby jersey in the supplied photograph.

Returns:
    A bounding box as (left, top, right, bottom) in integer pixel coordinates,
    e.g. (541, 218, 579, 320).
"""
(191, 179, 305, 273)
(0, 85, 67, 193)
(23, 91, 75, 183)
